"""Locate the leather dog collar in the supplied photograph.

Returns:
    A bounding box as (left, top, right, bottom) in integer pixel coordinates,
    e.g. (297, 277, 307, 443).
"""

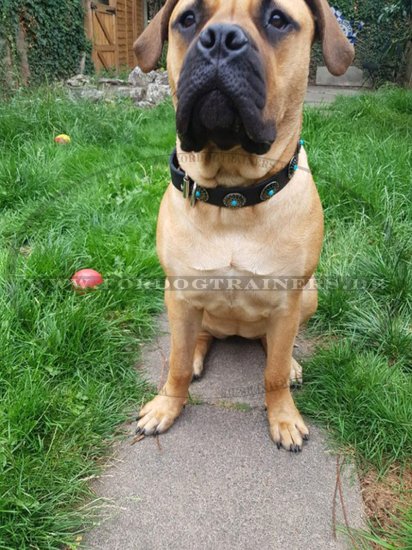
(170, 140, 303, 208)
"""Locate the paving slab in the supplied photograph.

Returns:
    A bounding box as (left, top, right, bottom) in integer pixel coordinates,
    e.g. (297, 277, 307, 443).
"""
(315, 66, 372, 88)
(305, 85, 362, 106)
(85, 407, 363, 550)
(139, 314, 314, 408)
(84, 315, 365, 550)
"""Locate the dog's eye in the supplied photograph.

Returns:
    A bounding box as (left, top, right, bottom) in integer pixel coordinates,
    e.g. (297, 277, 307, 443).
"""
(179, 10, 196, 29)
(268, 10, 289, 30)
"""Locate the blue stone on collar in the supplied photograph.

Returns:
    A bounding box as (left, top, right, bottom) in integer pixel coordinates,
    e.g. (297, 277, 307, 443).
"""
(260, 181, 280, 202)
(223, 192, 247, 209)
(288, 155, 299, 179)
(194, 187, 209, 202)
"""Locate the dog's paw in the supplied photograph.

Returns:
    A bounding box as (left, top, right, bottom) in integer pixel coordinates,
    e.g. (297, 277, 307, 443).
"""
(192, 356, 205, 381)
(191, 332, 213, 381)
(289, 358, 303, 387)
(136, 394, 186, 436)
(267, 400, 309, 452)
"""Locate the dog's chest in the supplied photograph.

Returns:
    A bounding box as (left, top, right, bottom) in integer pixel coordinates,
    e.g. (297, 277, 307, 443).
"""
(159, 192, 308, 277)
(156, 164, 321, 323)
(158, 202, 308, 319)
(182, 232, 300, 277)
(171, 238, 302, 324)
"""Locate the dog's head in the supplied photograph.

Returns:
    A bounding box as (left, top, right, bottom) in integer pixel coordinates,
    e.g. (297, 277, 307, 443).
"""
(134, 0, 354, 155)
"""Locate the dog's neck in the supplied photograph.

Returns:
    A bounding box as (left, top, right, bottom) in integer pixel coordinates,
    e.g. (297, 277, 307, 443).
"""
(175, 115, 303, 189)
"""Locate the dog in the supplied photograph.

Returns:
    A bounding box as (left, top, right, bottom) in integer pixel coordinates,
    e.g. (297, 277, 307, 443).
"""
(133, 0, 354, 452)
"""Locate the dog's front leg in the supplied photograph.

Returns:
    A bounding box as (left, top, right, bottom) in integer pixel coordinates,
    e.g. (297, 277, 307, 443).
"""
(136, 294, 202, 436)
(265, 292, 309, 452)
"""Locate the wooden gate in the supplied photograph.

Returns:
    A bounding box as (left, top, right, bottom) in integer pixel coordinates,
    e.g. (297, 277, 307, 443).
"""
(87, 1, 118, 71)
(85, 0, 145, 73)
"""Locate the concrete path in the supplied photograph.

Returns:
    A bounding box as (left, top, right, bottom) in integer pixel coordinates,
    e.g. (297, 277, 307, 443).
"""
(305, 85, 362, 106)
(84, 315, 365, 550)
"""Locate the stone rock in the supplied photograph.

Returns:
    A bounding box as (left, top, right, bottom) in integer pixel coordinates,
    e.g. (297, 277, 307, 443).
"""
(128, 66, 157, 87)
(129, 87, 146, 102)
(146, 83, 171, 104)
(155, 70, 169, 86)
(66, 68, 171, 107)
(70, 88, 104, 102)
(105, 86, 136, 99)
(98, 77, 129, 86)
(66, 74, 91, 87)
(135, 100, 155, 109)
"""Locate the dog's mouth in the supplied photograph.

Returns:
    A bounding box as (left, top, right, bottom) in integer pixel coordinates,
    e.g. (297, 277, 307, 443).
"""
(192, 89, 258, 152)
(176, 30, 276, 155)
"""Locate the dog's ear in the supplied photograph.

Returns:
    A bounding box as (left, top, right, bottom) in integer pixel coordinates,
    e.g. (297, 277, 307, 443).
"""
(133, 0, 180, 72)
(307, 0, 354, 76)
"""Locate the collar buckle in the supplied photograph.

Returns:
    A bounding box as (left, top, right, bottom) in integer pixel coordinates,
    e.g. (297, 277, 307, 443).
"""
(182, 175, 190, 199)
(190, 182, 198, 207)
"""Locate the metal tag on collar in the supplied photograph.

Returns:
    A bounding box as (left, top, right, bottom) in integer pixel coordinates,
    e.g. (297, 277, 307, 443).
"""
(190, 182, 198, 207)
(182, 174, 190, 199)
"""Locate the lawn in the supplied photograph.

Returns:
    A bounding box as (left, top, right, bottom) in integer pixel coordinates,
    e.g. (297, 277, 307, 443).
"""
(0, 86, 411, 549)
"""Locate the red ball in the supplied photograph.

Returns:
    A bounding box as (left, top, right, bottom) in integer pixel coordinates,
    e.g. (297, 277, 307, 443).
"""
(71, 269, 104, 289)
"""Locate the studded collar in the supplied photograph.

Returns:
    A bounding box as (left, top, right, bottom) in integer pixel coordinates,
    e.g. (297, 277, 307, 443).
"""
(169, 140, 303, 208)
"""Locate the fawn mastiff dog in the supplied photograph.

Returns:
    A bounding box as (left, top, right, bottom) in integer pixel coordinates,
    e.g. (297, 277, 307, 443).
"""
(134, 0, 353, 452)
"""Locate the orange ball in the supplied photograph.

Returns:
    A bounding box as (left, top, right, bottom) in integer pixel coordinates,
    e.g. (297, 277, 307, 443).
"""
(54, 134, 71, 144)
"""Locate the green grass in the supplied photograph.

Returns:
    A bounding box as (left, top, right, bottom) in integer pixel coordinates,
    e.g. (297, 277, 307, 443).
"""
(0, 86, 411, 548)
(295, 88, 412, 471)
(0, 88, 174, 549)
(296, 87, 412, 546)
(356, 507, 412, 549)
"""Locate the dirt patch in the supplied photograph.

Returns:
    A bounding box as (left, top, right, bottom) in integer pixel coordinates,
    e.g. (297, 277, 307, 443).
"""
(294, 331, 324, 361)
(360, 465, 412, 535)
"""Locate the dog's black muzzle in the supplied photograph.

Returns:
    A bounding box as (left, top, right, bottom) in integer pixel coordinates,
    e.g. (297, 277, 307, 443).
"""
(176, 23, 276, 155)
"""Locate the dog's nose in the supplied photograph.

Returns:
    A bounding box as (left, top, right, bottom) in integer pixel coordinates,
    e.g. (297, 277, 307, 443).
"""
(198, 24, 249, 60)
